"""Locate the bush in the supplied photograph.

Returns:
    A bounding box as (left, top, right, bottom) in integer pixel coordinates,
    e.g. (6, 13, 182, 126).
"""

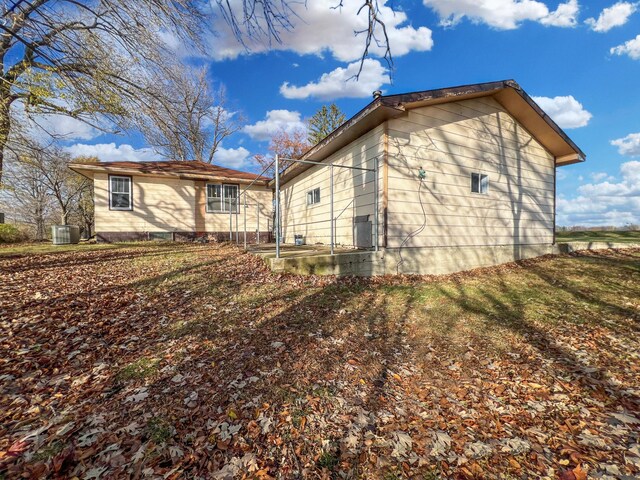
(0, 224, 28, 243)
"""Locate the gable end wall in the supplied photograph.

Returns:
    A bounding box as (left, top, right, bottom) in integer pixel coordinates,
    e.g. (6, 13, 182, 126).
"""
(386, 96, 556, 249)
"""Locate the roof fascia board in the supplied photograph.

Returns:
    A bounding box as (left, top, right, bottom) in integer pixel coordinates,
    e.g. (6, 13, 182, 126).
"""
(68, 164, 269, 186)
(273, 105, 405, 186)
(271, 79, 585, 185)
(494, 87, 586, 160)
(555, 153, 584, 166)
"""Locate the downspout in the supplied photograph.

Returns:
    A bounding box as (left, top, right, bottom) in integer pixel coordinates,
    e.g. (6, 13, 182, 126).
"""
(553, 158, 557, 246)
(382, 121, 389, 248)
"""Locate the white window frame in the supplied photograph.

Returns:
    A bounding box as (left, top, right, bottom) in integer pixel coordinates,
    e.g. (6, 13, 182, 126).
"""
(307, 187, 321, 206)
(471, 173, 489, 195)
(109, 175, 133, 210)
(206, 184, 223, 213)
(206, 183, 239, 213)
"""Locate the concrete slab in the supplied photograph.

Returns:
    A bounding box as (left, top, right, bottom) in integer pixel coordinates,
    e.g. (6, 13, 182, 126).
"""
(247, 243, 381, 275)
(248, 242, 639, 277)
(247, 243, 356, 259)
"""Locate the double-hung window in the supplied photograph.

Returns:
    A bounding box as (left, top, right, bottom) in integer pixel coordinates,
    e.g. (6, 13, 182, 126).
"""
(206, 184, 223, 212)
(307, 187, 320, 206)
(109, 175, 132, 210)
(207, 183, 239, 213)
(471, 173, 489, 194)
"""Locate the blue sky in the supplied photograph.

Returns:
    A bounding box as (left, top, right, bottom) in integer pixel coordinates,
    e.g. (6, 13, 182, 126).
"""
(57, 0, 640, 226)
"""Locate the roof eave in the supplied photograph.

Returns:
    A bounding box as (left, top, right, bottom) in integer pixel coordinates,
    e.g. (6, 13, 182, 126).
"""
(271, 103, 406, 186)
(555, 153, 585, 166)
(68, 164, 270, 186)
(493, 86, 586, 163)
(271, 79, 586, 185)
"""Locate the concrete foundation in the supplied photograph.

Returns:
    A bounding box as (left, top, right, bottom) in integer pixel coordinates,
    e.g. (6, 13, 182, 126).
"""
(383, 244, 555, 276)
(97, 231, 272, 243)
(270, 251, 383, 276)
(261, 241, 639, 276)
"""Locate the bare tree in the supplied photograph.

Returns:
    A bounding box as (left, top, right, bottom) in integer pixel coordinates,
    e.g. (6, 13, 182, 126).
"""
(66, 156, 96, 238)
(0, 0, 216, 181)
(1, 149, 54, 240)
(135, 65, 244, 163)
(254, 128, 310, 175)
(2, 135, 91, 228)
(333, 0, 393, 79)
(38, 148, 92, 225)
(0, 0, 392, 179)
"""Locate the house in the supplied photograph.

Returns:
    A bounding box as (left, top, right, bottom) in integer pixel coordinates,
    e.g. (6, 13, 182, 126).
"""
(275, 80, 585, 275)
(69, 160, 272, 243)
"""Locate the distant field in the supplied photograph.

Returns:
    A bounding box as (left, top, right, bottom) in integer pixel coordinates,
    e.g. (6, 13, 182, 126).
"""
(556, 230, 640, 243)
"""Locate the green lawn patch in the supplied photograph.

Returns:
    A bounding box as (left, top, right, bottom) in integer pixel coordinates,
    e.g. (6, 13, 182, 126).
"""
(556, 229, 640, 243)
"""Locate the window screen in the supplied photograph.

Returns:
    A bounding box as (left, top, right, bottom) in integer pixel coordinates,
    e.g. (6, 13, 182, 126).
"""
(307, 187, 320, 205)
(109, 176, 132, 210)
(206, 184, 222, 212)
(223, 185, 239, 213)
(207, 184, 239, 213)
(471, 173, 489, 194)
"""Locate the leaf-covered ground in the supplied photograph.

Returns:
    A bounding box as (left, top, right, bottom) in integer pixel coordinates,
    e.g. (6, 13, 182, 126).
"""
(1, 243, 639, 479)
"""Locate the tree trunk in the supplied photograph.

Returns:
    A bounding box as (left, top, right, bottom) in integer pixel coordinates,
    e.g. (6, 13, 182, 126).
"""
(84, 220, 92, 239)
(0, 102, 11, 185)
(0, 86, 14, 184)
(35, 206, 45, 241)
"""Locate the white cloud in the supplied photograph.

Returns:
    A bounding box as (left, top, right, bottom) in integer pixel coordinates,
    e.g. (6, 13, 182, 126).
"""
(541, 0, 581, 26)
(590, 172, 615, 182)
(207, 0, 433, 62)
(423, 0, 579, 30)
(243, 110, 307, 141)
(66, 143, 160, 162)
(34, 115, 101, 141)
(532, 95, 592, 128)
(11, 100, 102, 142)
(214, 145, 251, 169)
(557, 161, 640, 226)
(610, 34, 640, 59)
(611, 132, 640, 156)
(586, 2, 637, 32)
(280, 59, 389, 100)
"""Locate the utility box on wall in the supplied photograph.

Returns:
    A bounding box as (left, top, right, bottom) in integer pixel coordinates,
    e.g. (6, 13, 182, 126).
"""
(353, 215, 372, 249)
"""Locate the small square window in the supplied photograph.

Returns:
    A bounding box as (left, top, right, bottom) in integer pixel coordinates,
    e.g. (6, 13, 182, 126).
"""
(307, 187, 320, 206)
(471, 173, 489, 194)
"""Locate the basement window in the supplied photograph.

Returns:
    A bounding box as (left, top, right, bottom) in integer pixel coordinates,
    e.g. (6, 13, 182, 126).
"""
(109, 175, 132, 210)
(307, 187, 321, 206)
(471, 173, 489, 194)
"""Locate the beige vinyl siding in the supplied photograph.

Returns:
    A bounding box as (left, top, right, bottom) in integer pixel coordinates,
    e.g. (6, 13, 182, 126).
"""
(95, 173, 197, 232)
(280, 125, 384, 246)
(95, 173, 272, 234)
(386, 97, 555, 248)
(203, 186, 272, 234)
